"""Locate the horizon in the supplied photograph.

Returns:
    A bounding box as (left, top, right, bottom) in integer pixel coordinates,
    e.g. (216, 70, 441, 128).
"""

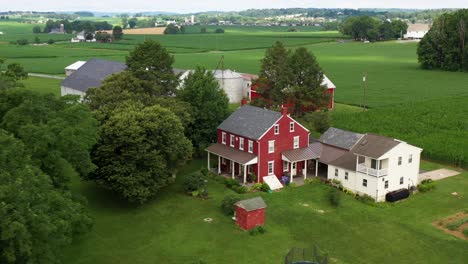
(1, 0, 467, 14)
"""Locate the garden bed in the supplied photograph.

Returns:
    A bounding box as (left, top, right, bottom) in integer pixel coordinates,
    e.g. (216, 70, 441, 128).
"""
(433, 212, 468, 240)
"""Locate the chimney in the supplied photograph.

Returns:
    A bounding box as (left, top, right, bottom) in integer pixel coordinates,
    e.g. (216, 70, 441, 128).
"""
(241, 98, 247, 106)
(281, 105, 288, 116)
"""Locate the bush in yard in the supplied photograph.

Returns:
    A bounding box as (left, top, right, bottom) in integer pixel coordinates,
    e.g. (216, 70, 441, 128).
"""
(328, 189, 341, 207)
(418, 179, 436, 193)
(445, 217, 468, 231)
(221, 195, 241, 216)
(225, 178, 240, 188)
(215, 28, 225, 34)
(356, 194, 375, 204)
(260, 183, 270, 192)
(47, 39, 55, 44)
(249, 226, 266, 235)
(16, 39, 29, 45)
(463, 228, 468, 238)
(232, 185, 247, 194)
(183, 172, 206, 193)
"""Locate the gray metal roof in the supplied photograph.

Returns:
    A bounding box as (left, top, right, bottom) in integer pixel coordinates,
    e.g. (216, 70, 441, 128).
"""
(352, 134, 401, 159)
(218, 105, 282, 140)
(206, 143, 257, 165)
(235, 197, 267, 212)
(61, 58, 127, 93)
(282, 145, 321, 162)
(319, 127, 364, 150)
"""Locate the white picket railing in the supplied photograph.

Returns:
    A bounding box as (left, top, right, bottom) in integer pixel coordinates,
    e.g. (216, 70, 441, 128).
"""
(357, 163, 388, 177)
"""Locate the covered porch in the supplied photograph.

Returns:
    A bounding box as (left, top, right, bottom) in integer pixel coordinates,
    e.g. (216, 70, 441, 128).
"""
(206, 143, 258, 184)
(282, 145, 321, 184)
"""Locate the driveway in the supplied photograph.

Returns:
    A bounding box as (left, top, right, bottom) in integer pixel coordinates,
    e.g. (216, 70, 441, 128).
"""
(418, 169, 460, 183)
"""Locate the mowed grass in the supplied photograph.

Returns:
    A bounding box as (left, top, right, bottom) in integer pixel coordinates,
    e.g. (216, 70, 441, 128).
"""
(20, 76, 61, 96)
(63, 159, 468, 264)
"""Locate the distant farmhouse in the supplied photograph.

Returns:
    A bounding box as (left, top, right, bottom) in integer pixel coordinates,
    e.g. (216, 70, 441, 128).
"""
(404, 23, 431, 40)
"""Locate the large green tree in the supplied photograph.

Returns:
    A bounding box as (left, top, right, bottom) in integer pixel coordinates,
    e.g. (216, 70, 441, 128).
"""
(126, 40, 179, 96)
(0, 59, 28, 90)
(112, 25, 123, 40)
(0, 90, 99, 188)
(177, 67, 229, 151)
(90, 102, 192, 203)
(418, 9, 468, 71)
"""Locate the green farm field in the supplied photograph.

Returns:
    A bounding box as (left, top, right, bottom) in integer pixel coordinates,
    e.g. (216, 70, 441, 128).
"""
(62, 159, 468, 264)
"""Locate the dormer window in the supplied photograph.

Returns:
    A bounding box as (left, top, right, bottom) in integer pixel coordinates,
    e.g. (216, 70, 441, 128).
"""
(274, 124, 279, 135)
(290, 122, 295, 132)
(222, 132, 226, 144)
(230, 135, 235, 147)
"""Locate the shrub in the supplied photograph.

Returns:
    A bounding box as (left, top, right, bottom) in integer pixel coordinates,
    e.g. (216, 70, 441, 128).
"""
(328, 189, 341, 207)
(215, 28, 225, 34)
(445, 217, 468, 231)
(232, 185, 247, 194)
(47, 39, 55, 44)
(225, 178, 240, 188)
(200, 167, 209, 177)
(260, 183, 270, 192)
(248, 173, 257, 183)
(249, 226, 266, 236)
(34, 37, 41, 44)
(418, 179, 436, 193)
(250, 183, 263, 191)
(356, 194, 375, 204)
(200, 27, 207, 33)
(16, 39, 29, 45)
(463, 228, 468, 238)
(221, 195, 241, 215)
(183, 172, 206, 193)
(288, 28, 298, 32)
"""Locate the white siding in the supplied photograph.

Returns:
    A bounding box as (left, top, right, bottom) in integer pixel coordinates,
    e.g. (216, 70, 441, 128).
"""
(61, 86, 85, 98)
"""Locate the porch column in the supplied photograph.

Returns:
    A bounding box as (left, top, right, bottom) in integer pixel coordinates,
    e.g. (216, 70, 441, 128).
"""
(207, 152, 210, 170)
(218, 156, 221, 174)
(315, 160, 318, 177)
(290, 162, 293, 183)
(231, 161, 235, 179)
(304, 160, 307, 179)
(243, 165, 247, 184)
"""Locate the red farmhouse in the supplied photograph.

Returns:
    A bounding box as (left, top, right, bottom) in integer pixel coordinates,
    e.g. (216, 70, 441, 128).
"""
(206, 105, 317, 185)
(249, 74, 336, 110)
(235, 197, 267, 230)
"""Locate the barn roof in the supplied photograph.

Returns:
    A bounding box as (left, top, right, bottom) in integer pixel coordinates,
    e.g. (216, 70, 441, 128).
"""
(61, 58, 127, 93)
(407, 23, 431, 32)
(322, 75, 336, 89)
(65, 61, 87, 71)
(218, 105, 282, 140)
(319, 127, 364, 150)
(235, 197, 267, 212)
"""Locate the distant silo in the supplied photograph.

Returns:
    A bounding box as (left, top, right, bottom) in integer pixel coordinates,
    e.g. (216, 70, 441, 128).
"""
(213, 70, 244, 103)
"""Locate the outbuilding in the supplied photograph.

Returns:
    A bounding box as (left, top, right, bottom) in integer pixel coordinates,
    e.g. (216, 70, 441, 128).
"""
(235, 197, 267, 230)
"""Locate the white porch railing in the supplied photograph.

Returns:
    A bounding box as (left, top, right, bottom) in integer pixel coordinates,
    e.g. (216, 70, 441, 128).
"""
(357, 163, 388, 177)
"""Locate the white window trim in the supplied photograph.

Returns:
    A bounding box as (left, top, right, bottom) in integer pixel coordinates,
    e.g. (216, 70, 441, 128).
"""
(268, 161, 274, 175)
(293, 136, 299, 149)
(274, 124, 279, 135)
(345, 172, 349, 180)
(230, 135, 235, 147)
(268, 140, 275, 154)
(222, 132, 226, 145)
(248, 140, 253, 153)
(398, 156, 402, 166)
(362, 179, 367, 187)
(290, 122, 295, 132)
(384, 181, 389, 189)
(239, 138, 244, 151)
(335, 168, 338, 177)
(400, 177, 404, 185)
(408, 154, 413, 164)
(283, 161, 289, 172)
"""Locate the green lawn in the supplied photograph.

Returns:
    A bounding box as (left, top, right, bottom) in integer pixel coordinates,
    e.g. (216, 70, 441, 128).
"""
(20, 76, 62, 96)
(63, 159, 468, 264)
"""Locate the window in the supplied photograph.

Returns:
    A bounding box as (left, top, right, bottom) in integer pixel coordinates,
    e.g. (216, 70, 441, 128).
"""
(268, 140, 275, 153)
(268, 161, 274, 175)
(345, 172, 349, 180)
(289, 122, 295, 132)
(400, 177, 404, 185)
(222, 157, 226, 165)
(408, 154, 413, 164)
(398, 157, 402, 166)
(384, 181, 389, 189)
(248, 140, 253, 153)
(293, 136, 299, 149)
(335, 168, 338, 177)
(274, 124, 279, 135)
(230, 135, 235, 147)
(283, 161, 289, 172)
(239, 138, 244, 150)
(222, 132, 226, 144)
(362, 179, 367, 187)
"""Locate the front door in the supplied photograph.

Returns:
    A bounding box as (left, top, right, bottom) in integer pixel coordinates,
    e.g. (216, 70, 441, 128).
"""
(291, 162, 297, 176)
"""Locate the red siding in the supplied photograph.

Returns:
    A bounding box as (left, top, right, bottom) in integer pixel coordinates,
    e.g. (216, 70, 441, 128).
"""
(235, 207, 265, 230)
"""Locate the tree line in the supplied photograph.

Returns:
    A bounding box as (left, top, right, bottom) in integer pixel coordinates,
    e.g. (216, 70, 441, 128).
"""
(340, 16, 408, 41)
(418, 9, 468, 71)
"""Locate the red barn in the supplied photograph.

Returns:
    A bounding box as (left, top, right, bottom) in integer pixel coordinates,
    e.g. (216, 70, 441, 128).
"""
(248, 74, 336, 110)
(206, 105, 318, 188)
(235, 197, 267, 230)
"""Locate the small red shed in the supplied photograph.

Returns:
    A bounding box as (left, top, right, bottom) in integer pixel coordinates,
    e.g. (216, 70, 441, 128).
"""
(235, 197, 267, 230)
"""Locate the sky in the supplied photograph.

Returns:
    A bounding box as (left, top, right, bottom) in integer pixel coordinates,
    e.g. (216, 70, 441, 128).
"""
(2, 0, 468, 13)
